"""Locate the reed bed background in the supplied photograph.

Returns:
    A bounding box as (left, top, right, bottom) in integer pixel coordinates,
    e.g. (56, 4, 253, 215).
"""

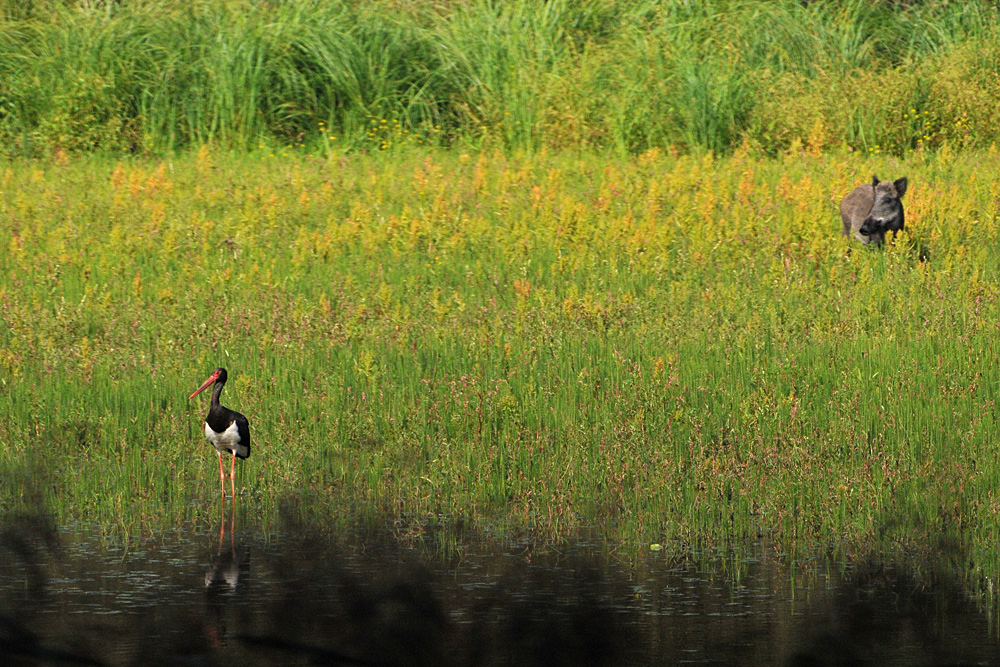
(1, 0, 999, 157)
(2, 145, 1000, 584)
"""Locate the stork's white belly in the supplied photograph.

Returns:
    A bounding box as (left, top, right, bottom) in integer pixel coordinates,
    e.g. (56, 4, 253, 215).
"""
(205, 420, 241, 452)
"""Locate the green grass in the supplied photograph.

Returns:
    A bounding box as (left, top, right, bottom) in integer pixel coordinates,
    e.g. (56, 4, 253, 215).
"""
(3, 146, 1000, 588)
(1, 0, 999, 156)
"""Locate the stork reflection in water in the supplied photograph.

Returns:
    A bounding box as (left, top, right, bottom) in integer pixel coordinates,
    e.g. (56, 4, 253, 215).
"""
(204, 496, 248, 649)
(205, 497, 241, 593)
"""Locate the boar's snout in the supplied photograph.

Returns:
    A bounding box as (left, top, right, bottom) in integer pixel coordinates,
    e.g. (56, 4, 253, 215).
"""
(859, 217, 879, 237)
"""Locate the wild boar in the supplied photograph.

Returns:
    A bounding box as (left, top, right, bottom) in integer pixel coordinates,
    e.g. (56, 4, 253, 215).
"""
(840, 175, 908, 245)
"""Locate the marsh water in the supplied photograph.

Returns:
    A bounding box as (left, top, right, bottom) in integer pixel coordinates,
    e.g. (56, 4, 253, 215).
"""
(2, 504, 999, 666)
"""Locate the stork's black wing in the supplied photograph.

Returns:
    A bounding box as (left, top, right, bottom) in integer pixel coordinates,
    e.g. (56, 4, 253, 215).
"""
(234, 411, 251, 459)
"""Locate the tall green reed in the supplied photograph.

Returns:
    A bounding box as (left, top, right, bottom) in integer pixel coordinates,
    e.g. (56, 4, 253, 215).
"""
(1, 0, 999, 156)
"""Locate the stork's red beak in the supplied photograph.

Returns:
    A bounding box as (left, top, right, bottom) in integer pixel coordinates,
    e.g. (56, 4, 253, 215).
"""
(189, 371, 219, 399)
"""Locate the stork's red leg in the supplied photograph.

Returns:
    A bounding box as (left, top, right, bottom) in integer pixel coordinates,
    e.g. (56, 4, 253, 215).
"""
(230, 450, 237, 499)
(218, 451, 226, 497)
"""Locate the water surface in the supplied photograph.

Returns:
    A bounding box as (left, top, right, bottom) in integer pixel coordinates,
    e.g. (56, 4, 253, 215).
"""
(2, 504, 998, 666)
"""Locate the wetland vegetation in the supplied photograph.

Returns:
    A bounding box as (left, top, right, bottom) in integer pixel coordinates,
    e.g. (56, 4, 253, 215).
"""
(4, 146, 1000, 581)
(3, 0, 1000, 601)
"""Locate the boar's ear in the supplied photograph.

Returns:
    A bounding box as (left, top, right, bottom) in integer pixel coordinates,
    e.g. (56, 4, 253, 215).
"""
(871, 174, 880, 187)
(894, 176, 907, 197)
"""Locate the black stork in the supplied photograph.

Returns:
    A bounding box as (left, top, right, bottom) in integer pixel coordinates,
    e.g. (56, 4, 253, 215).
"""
(189, 368, 250, 498)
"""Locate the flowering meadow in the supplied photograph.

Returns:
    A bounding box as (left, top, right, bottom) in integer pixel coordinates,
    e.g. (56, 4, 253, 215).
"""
(1, 145, 999, 593)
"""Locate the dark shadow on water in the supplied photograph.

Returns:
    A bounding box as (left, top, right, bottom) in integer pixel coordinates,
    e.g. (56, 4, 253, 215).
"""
(0, 504, 104, 666)
(1, 498, 1000, 665)
(784, 558, 988, 667)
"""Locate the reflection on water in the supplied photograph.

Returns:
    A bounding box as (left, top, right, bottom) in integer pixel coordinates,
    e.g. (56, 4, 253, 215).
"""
(206, 498, 242, 593)
(1, 505, 999, 666)
(204, 498, 249, 651)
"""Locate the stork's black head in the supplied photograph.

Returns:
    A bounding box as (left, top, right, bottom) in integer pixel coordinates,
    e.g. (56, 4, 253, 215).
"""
(189, 367, 228, 399)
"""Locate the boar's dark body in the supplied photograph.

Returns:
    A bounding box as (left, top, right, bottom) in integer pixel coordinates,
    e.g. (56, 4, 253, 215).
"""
(841, 175, 908, 245)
